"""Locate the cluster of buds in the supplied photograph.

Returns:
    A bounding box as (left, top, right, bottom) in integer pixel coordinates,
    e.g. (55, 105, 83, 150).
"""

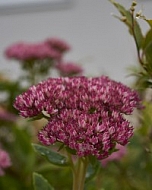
(14, 76, 140, 160)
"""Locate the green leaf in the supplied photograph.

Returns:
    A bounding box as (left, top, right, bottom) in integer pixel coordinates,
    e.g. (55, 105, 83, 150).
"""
(110, 0, 132, 23)
(10, 126, 36, 174)
(85, 162, 100, 183)
(88, 155, 97, 166)
(143, 29, 152, 50)
(138, 101, 152, 135)
(65, 146, 77, 155)
(144, 19, 152, 28)
(33, 172, 54, 190)
(57, 143, 65, 152)
(28, 113, 45, 121)
(135, 73, 152, 89)
(32, 144, 69, 167)
(144, 41, 152, 66)
(110, 0, 144, 49)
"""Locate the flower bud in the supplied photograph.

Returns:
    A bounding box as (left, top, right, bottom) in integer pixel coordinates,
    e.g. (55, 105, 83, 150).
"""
(121, 16, 127, 22)
(132, 1, 137, 7)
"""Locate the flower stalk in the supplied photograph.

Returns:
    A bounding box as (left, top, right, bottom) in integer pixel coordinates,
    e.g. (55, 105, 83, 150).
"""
(67, 152, 88, 190)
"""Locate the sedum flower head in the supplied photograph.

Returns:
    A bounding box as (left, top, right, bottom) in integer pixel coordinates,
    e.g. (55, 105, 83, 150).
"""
(5, 42, 61, 61)
(14, 76, 140, 159)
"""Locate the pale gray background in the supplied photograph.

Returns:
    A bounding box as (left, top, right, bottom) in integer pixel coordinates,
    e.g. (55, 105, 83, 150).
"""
(0, 0, 152, 85)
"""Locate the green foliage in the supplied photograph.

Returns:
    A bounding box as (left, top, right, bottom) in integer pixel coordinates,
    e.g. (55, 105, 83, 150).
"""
(65, 146, 77, 155)
(110, 0, 152, 87)
(0, 125, 36, 190)
(107, 1, 152, 190)
(109, 0, 144, 49)
(32, 144, 69, 167)
(33, 173, 54, 190)
(0, 80, 23, 112)
(85, 162, 100, 183)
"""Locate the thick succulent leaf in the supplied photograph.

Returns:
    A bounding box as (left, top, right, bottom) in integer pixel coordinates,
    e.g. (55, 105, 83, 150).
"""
(32, 144, 69, 167)
(110, 0, 144, 49)
(33, 173, 54, 190)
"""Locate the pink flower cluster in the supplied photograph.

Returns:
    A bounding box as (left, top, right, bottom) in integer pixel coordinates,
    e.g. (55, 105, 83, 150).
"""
(0, 148, 11, 176)
(14, 76, 140, 159)
(56, 62, 83, 76)
(5, 38, 70, 61)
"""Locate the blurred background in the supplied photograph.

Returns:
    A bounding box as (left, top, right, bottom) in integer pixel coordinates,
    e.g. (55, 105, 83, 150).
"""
(0, 0, 151, 85)
(1, 1, 152, 190)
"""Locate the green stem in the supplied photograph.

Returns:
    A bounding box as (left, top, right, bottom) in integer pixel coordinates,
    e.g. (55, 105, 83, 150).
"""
(78, 157, 88, 190)
(66, 152, 78, 190)
(73, 157, 81, 190)
(29, 63, 37, 85)
(73, 157, 88, 190)
(95, 168, 103, 190)
(66, 151, 89, 190)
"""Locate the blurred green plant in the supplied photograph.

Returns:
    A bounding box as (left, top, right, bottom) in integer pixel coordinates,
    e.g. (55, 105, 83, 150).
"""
(101, 1, 152, 190)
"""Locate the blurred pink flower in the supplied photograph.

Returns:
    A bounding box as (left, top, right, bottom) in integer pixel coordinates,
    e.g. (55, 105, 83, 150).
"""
(5, 42, 61, 61)
(0, 149, 11, 176)
(56, 62, 83, 76)
(101, 144, 127, 166)
(14, 76, 140, 159)
(45, 37, 71, 53)
(0, 107, 17, 122)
